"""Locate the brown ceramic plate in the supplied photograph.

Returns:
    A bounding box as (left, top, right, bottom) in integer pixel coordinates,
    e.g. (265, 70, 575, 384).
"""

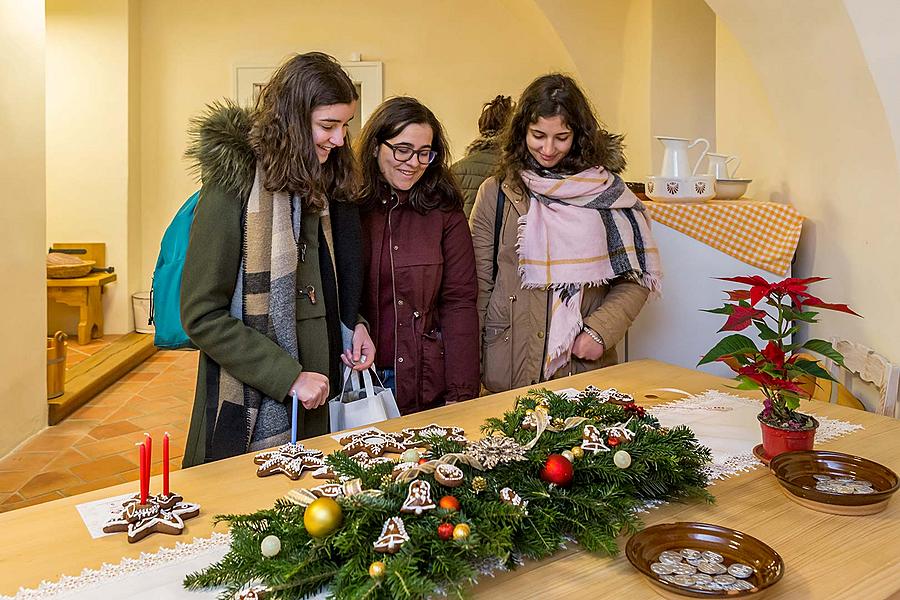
(625, 522, 784, 598)
(769, 450, 899, 513)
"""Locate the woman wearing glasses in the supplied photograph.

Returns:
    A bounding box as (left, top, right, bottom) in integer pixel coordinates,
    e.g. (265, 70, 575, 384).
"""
(356, 97, 480, 415)
(470, 74, 660, 393)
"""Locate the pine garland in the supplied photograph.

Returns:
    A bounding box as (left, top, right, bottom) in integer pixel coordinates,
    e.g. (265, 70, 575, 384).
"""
(184, 388, 712, 599)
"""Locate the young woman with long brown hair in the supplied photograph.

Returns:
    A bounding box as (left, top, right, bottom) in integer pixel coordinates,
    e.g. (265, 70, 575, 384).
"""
(470, 73, 660, 393)
(356, 97, 480, 415)
(180, 52, 375, 466)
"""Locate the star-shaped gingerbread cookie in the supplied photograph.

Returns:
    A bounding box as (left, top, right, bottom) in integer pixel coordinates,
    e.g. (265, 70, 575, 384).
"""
(337, 430, 410, 457)
(254, 442, 326, 480)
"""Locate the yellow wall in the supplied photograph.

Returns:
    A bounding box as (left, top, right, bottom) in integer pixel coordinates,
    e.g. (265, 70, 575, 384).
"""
(46, 0, 139, 334)
(710, 0, 900, 370)
(0, 0, 47, 456)
(714, 19, 788, 202)
(138, 0, 582, 286)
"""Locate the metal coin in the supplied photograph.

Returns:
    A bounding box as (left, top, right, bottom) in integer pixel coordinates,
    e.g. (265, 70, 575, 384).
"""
(812, 474, 832, 481)
(659, 551, 684, 565)
(692, 574, 713, 585)
(672, 563, 697, 576)
(650, 562, 676, 575)
(727, 563, 755, 578)
(855, 480, 872, 487)
(672, 575, 695, 587)
(733, 579, 755, 591)
(714, 574, 737, 586)
(659, 574, 679, 584)
(680, 548, 702, 560)
(701, 550, 724, 563)
(856, 485, 876, 494)
(686, 556, 704, 567)
(834, 477, 856, 484)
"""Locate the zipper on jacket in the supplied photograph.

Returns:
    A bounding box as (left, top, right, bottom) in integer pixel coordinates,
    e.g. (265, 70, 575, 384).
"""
(508, 294, 517, 390)
(387, 191, 401, 390)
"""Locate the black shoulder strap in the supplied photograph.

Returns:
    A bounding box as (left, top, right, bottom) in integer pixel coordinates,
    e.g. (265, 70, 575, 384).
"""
(491, 180, 506, 283)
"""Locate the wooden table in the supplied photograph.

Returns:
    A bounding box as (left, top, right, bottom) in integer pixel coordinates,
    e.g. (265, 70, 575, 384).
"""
(46, 272, 117, 344)
(2, 360, 898, 598)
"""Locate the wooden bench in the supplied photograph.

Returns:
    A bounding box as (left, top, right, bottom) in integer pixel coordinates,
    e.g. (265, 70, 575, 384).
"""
(46, 242, 116, 345)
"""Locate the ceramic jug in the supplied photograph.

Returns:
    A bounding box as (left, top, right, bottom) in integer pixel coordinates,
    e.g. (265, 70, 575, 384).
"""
(706, 152, 741, 179)
(657, 136, 709, 178)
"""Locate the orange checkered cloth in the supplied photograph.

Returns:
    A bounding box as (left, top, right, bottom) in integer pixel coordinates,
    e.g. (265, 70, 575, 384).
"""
(644, 200, 804, 275)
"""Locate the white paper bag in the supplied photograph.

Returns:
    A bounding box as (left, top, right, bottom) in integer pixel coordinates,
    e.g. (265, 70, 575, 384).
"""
(328, 367, 401, 432)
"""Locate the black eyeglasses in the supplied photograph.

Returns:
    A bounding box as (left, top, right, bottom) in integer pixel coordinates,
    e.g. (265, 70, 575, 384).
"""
(381, 141, 437, 165)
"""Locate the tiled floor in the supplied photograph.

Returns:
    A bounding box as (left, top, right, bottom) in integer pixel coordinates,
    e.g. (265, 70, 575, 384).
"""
(0, 344, 198, 512)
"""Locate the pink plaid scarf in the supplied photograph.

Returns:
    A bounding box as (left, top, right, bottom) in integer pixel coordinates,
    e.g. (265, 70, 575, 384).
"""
(517, 166, 661, 377)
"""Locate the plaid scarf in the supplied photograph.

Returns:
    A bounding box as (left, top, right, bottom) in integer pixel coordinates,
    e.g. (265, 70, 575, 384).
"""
(210, 166, 300, 457)
(517, 166, 661, 377)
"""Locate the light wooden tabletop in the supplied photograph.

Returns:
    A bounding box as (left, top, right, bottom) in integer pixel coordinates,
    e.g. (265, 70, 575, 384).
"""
(1, 360, 897, 598)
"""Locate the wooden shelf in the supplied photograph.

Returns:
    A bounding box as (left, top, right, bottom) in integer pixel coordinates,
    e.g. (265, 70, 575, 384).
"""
(48, 332, 157, 425)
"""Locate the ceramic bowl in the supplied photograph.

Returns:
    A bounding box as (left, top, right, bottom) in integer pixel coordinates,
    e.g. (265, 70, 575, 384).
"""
(646, 175, 715, 203)
(714, 178, 752, 200)
(626, 522, 784, 598)
(769, 450, 899, 515)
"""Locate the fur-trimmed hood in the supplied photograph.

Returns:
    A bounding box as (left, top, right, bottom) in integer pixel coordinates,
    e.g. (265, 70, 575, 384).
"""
(184, 101, 256, 200)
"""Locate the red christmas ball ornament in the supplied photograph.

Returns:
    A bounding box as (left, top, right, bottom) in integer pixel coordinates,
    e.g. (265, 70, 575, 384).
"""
(607, 436, 620, 447)
(439, 495, 461, 511)
(540, 453, 574, 487)
(418, 458, 428, 464)
(437, 522, 454, 541)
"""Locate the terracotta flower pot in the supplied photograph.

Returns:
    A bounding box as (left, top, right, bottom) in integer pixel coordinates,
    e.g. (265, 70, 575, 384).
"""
(758, 412, 819, 460)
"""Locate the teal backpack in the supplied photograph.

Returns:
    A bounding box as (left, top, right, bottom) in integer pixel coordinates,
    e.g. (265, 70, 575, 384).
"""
(150, 190, 200, 349)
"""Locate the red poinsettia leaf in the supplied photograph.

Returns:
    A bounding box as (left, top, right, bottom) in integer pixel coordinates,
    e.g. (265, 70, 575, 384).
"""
(717, 276, 771, 287)
(720, 306, 767, 332)
(761, 341, 785, 369)
(726, 290, 752, 301)
(771, 378, 804, 394)
(800, 296, 861, 316)
(749, 285, 771, 307)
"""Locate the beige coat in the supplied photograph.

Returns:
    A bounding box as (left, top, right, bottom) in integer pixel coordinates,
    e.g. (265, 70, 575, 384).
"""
(470, 176, 650, 393)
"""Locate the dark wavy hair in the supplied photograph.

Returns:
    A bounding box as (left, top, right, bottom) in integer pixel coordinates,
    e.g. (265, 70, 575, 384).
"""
(478, 95, 515, 137)
(499, 73, 624, 190)
(356, 97, 462, 213)
(252, 52, 358, 208)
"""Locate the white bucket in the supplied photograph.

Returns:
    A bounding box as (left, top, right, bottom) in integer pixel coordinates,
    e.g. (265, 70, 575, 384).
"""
(132, 291, 155, 334)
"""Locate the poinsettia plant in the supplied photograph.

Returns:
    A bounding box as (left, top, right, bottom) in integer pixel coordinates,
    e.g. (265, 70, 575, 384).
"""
(699, 276, 860, 430)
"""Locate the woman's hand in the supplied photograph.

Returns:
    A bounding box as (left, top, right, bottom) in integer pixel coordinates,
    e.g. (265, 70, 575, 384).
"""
(291, 371, 330, 410)
(572, 331, 605, 361)
(342, 323, 376, 371)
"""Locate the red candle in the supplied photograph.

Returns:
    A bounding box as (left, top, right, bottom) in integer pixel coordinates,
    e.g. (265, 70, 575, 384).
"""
(163, 432, 170, 496)
(138, 442, 147, 504)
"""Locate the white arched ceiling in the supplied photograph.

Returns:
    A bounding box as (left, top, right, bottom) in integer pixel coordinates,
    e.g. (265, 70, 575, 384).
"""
(707, 0, 900, 362)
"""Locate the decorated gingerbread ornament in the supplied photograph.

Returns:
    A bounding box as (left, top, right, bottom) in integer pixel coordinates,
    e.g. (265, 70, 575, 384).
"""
(373, 516, 410, 554)
(254, 442, 325, 480)
(338, 430, 410, 457)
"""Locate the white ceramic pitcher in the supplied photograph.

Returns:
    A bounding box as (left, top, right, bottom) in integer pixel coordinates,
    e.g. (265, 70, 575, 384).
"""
(657, 136, 710, 178)
(706, 152, 741, 179)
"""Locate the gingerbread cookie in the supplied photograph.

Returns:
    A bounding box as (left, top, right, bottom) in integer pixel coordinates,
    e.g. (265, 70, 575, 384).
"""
(400, 424, 467, 447)
(254, 442, 325, 480)
(433, 463, 464, 487)
(103, 495, 200, 543)
(373, 516, 409, 554)
(337, 430, 409, 457)
(400, 480, 435, 515)
(310, 483, 344, 498)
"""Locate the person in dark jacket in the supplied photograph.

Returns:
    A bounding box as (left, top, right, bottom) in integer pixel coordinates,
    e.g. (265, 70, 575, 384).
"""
(451, 95, 515, 217)
(357, 97, 480, 415)
(180, 53, 375, 467)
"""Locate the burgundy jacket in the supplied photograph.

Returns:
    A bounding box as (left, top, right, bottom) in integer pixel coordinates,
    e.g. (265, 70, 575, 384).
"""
(361, 192, 480, 415)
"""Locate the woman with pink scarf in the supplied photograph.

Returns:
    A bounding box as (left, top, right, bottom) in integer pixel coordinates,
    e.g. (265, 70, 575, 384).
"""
(470, 74, 660, 393)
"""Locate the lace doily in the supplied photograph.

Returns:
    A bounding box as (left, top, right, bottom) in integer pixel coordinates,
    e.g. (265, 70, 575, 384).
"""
(3, 533, 231, 600)
(649, 389, 864, 480)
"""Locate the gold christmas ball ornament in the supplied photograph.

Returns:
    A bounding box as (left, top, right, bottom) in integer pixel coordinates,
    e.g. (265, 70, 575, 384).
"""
(561, 450, 575, 463)
(571, 446, 584, 460)
(452, 523, 471, 540)
(368, 561, 386, 579)
(303, 497, 343, 538)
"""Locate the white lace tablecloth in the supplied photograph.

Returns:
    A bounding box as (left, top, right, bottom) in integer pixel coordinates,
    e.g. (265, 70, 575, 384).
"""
(4, 389, 863, 600)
